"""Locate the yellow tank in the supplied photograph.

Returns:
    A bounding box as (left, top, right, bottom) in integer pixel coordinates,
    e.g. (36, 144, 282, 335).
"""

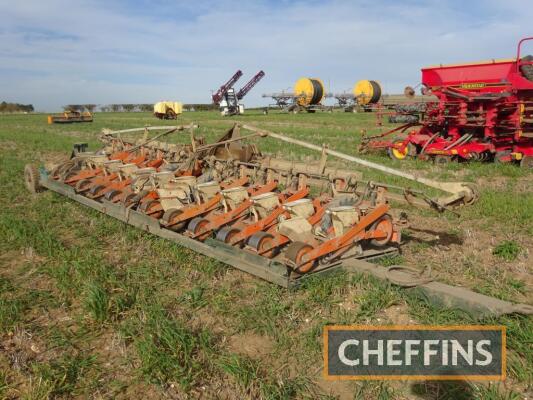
(353, 80, 382, 105)
(294, 78, 325, 106)
(153, 101, 183, 119)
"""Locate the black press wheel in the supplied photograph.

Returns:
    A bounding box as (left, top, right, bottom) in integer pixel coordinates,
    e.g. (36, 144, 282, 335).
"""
(215, 226, 241, 244)
(187, 217, 209, 235)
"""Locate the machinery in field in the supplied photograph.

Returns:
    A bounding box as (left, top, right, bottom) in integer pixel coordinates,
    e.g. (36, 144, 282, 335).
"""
(263, 77, 333, 113)
(333, 80, 382, 112)
(154, 101, 183, 119)
(25, 122, 477, 287)
(47, 108, 93, 124)
(212, 70, 265, 116)
(360, 38, 533, 167)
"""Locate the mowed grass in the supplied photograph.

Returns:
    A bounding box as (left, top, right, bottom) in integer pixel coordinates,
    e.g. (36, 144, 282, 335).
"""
(0, 111, 531, 399)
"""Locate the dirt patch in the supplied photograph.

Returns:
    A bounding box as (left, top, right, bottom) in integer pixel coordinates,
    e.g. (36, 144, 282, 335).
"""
(381, 304, 416, 325)
(226, 332, 274, 358)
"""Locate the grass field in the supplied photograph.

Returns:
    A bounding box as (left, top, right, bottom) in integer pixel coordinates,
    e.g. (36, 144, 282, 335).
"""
(0, 111, 531, 399)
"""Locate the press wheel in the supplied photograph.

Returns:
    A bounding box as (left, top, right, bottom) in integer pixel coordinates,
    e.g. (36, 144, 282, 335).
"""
(285, 241, 315, 274)
(216, 226, 241, 244)
(75, 178, 93, 193)
(187, 217, 209, 235)
(104, 189, 122, 202)
(369, 214, 393, 247)
(24, 164, 42, 193)
(247, 232, 276, 257)
(139, 199, 162, 217)
(88, 184, 105, 197)
(122, 192, 138, 206)
(161, 208, 187, 231)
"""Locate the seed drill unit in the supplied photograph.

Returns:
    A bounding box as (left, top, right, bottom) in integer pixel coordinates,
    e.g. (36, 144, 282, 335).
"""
(361, 37, 533, 167)
(25, 122, 477, 287)
(212, 70, 265, 116)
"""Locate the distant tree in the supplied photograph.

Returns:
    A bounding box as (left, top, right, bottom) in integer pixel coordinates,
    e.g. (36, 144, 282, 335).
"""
(99, 105, 110, 112)
(84, 104, 97, 112)
(122, 104, 136, 112)
(110, 104, 121, 112)
(139, 103, 153, 112)
(0, 101, 34, 113)
(64, 104, 83, 112)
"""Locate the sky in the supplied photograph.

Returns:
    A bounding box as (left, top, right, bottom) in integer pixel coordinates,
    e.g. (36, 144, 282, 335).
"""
(1, 0, 532, 111)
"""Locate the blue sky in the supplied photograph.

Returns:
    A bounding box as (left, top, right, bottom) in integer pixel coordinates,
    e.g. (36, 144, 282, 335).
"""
(1, 0, 532, 111)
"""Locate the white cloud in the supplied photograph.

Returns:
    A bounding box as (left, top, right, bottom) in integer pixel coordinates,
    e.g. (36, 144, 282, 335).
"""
(0, 0, 532, 111)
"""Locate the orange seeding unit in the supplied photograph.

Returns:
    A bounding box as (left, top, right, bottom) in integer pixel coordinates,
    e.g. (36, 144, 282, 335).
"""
(25, 123, 478, 286)
(23, 123, 415, 287)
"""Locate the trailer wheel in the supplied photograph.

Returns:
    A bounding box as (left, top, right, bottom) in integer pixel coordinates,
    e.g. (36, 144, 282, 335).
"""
(285, 241, 315, 274)
(520, 155, 533, 169)
(388, 140, 415, 160)
(24, 164, 43, 193)
(369, 214, 394, 247)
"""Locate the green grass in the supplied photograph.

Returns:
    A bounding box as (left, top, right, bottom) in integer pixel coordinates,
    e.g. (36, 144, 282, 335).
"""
(492, 240, 522, 261)
(0, 111, 531, 399)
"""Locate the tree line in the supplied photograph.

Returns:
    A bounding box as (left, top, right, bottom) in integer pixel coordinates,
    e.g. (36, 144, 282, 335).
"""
(0, 102, 34, 113)
(65, 103, 218, 112)
(0, 102, 218, 114)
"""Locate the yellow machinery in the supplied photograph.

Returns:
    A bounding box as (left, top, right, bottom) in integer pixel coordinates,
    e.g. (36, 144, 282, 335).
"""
(353, 80, 382, 105)
(294, 77, 325, 107)
(154, 101, 183, 120)
(47, 109, 93, 124)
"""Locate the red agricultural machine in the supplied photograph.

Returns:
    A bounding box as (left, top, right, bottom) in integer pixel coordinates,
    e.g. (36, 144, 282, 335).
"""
(361, 37, 533, 167)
